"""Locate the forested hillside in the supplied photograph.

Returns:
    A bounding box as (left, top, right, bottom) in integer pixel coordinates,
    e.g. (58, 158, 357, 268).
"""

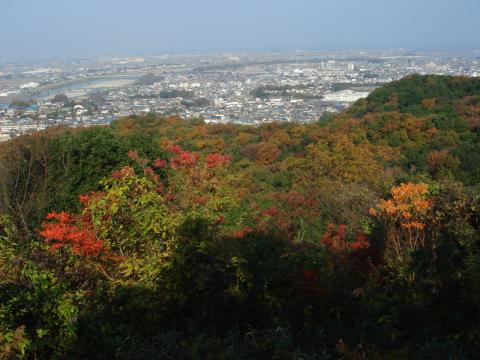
(1, 75, 480, 359)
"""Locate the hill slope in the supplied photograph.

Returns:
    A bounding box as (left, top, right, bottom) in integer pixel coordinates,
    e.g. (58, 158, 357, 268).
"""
(1, 76, 480, 359)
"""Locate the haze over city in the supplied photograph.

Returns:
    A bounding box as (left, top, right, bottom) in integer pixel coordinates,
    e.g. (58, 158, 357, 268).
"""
(1, 0, 480, 60)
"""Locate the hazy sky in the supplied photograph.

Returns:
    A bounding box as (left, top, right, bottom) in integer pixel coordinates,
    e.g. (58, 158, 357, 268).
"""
(1, 0, 479, 60)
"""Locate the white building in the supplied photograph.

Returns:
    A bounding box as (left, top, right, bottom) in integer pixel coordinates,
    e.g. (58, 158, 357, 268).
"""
(323, 90, 370, 103)
(20, 82, 39, 89)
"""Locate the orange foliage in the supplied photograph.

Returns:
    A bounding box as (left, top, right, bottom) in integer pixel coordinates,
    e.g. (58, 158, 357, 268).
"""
(421, 98, 436, 109)
(426, 149, 449, 172)
(256, 142, 281, 164)
(39, 211, 106, 257)
(166, 115, 183, 125)
(370, 182, 431, 265)
(205, 153, 231, 168)
(271, 129, 292, 146)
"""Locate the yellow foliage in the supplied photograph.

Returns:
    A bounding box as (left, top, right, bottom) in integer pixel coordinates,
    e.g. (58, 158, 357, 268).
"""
(370, 182, 432, 271)
(271, 129, 292, 146)
(235, 132, 254, 145)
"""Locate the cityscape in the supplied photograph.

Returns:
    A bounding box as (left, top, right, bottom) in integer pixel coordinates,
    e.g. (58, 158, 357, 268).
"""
(1, 48, 479, 142)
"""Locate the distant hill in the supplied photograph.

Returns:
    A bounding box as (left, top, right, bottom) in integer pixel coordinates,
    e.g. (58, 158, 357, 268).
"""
(135, 72, 164, 86)
(349, 74, 480, 115)
(330, 74, 480, 184)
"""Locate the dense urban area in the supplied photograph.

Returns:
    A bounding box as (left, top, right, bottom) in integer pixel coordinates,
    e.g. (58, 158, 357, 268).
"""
(1, 49, 479, 141)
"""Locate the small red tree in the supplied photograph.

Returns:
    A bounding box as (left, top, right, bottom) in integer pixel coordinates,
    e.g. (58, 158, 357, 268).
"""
(39, 211, 106, 257)
(321, 224, 370, 252)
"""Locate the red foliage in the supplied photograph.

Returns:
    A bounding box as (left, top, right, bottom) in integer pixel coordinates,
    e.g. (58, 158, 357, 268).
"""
(351, 232, 370, 250)
(143, 166, 154, 175)
(127, 150, 140, 161)
(205, 153, 231, 168)
(321, 224, 370, 252)
(232, 227, 254, 238)
(321, 224, 348, 251)
(45, 211, 70, 222)
(112, 166, 135, 179)
(165, 192, 176, 201)
(155, 183, 165, 194)
(153, 158, 167, 168)
(111, 170, 122, 179)
(215, 215, 225, 225)
(170, 150, 199, 168)
(39, 211, 106, 256)
(262, 207, 279, 217)
(79, 192, 105, 206)
(167, 144, 182, 154)
(79, 194, 90, 205)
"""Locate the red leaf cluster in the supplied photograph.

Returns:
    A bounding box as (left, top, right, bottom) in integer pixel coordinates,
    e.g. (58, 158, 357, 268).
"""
(39, 211, 106, 257)
(321, 224, 370, 252)
(262, 207, 279, 217)
(167, 144, 182, 154)
(232, 227, 254, 238)
(112, 166, 135, 179)
(79, 191, 105, 205)
(143, 167, 154, 175)
(321, 224, 349, 251)
(153, 158, 167, 168)
(170, 150, 200, 168)
(205, 153, 231, 168)
(215, 215, 225, 225)
(127, 150, 140, 160)
(351, 232, 370, 250)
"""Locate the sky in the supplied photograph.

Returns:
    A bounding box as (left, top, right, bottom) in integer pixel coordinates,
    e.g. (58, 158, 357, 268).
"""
(1, 0, 479, 60)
